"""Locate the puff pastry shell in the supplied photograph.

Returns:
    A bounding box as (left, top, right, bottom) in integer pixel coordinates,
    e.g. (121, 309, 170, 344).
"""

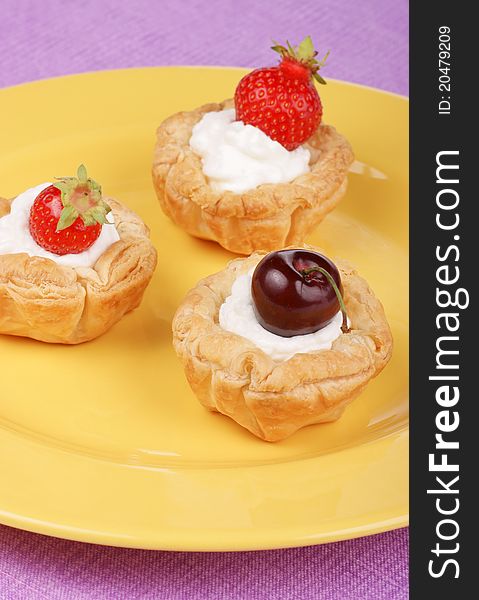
(152, 99, 354, 254)
(172, 249, 393, 441)
(0, 196, 157, 344)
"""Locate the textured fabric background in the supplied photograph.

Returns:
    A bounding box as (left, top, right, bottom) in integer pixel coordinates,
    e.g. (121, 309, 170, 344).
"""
(0, 1, 408, 598)
(0, 526, 408, 600)
(0, 0, 408, 94)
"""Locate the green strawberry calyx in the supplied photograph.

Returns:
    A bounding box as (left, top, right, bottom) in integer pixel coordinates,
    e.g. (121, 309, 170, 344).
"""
(271, 35, 330, 85)
(53, 164, 111, 231)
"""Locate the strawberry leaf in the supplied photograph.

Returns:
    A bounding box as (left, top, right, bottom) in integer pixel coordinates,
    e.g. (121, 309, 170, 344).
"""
(271, 36, 329, 83)
(297, 35, 315, 61)
(271, 43, 288, 56)
(313, 72, 327, 85)
(54, 164, 109, 228)
(53, 181, 67, 194)
(317, 50, 330, 68)
(286, 40, 297, 58)
(88, 203, 111, 225)
(77, 164, 88, 183)
(56, 205, 79, 231)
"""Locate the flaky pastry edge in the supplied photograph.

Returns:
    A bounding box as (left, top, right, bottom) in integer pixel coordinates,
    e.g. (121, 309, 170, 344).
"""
(0, 196, 157, 344)
(172, 249, 393, 441)
(152, 99, 354, 254)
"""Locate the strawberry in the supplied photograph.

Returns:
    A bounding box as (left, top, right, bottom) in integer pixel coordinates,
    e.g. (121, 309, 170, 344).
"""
(29, 164, 111, 256)
(234, 36, 329, 151)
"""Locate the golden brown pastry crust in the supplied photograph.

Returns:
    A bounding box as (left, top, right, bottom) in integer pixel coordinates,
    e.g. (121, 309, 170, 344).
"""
(172, 248, 393, 441)
(0, 196, 157, 344)
(152, 99, 354, 254)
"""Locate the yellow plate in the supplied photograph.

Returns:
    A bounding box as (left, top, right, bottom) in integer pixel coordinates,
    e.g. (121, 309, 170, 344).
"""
(0, 67, 408, 550)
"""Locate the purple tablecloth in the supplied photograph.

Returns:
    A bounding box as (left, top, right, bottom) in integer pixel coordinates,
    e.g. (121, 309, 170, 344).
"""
(0, 1, 408, 598)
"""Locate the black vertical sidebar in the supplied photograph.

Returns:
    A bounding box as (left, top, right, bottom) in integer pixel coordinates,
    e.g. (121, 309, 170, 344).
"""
(410, 3, 474, 598)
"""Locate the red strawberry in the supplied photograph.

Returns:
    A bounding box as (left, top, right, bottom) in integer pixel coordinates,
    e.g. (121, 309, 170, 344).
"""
(234, 36, 329, 151)
(29, 164, 111, 256)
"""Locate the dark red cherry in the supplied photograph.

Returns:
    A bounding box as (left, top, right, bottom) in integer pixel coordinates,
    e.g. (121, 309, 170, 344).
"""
(251, 249, 349, 337)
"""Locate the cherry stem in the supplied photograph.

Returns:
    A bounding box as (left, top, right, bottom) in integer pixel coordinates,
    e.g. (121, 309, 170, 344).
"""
(300, 267, 351, 333)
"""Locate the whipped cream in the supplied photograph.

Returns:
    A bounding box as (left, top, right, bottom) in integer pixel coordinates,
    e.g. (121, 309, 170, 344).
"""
(189, 108, 311, 194)
(219, 270, 344, 361)
(0, 183, 120, 268)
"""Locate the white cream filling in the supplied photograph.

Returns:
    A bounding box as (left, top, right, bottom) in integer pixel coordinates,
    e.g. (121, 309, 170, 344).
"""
(219, 270, 344, 361)
(189, 108, 311, 194)
(0, 183, 120, 268)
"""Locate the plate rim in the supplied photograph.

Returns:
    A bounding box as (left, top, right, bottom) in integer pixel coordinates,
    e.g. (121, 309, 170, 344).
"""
(0, 64, 410, 101)
(0, 427, 409, 550)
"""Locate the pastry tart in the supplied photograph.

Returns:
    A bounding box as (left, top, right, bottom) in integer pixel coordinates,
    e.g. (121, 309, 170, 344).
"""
(153, 100, 353, 255)
(172, 248, 392, 442)
(152, 37, 354, 255)
(0, 170, 157, 344)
